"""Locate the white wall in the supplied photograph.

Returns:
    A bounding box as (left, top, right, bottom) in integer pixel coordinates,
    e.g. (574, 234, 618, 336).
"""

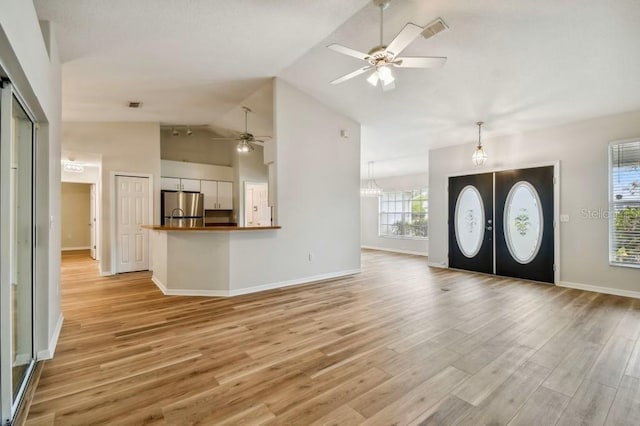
(227, 79, 361, 290)
(429, 110, 640, 295)
(161, 127, 234, 166)
(0, 1, 62, 365)
(361, 173, 429, 256)
(61, 122, 161, 275)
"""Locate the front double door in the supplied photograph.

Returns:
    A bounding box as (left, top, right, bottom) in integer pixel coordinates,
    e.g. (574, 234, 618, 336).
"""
(449, 166, 555, 283)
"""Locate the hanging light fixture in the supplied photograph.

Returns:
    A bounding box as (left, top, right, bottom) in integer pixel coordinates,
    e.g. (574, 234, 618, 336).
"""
(361, 161, 382, 197)
(472, 121, 488, 166)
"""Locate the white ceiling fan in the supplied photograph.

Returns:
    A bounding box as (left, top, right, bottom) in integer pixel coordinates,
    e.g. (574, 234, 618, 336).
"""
(210, 106, 270, 153)
(328, 0, 448, 91)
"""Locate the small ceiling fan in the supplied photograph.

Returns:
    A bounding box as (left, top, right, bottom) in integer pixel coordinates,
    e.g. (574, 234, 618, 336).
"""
(328, 0, 448, 91)
(211, 106, 269, 153)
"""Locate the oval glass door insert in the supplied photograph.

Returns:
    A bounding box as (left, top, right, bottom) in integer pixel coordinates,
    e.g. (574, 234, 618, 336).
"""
(504, 181, 543, 264)
(454, 185, 485, 258)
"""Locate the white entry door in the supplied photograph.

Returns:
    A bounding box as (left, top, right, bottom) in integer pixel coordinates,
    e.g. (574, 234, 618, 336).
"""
(116, 175, 149, 273)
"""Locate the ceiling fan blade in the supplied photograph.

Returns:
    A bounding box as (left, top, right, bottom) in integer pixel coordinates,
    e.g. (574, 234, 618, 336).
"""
(327, 44, 370, 61)
(330, 66, 374, 85)
(385, 23, 423, 57)
(422, 18, 449, 40)
(393, 56, 447, 68)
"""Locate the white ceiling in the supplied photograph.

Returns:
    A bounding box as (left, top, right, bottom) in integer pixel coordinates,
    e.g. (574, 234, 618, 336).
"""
(35, 0, 640, 178)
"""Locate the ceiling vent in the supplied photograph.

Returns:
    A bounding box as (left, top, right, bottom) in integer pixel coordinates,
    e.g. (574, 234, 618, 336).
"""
(422, 18, 448, 39)
(128, 101, 142, 108)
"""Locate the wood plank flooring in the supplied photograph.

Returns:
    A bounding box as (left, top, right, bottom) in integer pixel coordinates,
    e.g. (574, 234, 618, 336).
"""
(25, 249, 640, 425)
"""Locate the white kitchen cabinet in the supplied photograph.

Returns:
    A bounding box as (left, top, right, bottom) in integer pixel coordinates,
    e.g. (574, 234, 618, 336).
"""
(161, 177, 201, 192)
(200, 180, 218, 209)
(161, 177, 181, 191)
(201, 180, 233, 210)
(217, 181, 233, 210)
(180, 178, 201, 192)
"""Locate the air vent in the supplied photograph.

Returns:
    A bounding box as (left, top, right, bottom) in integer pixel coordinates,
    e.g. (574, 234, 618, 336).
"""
(422, 18, 448, 39)
(128, 101, 143, 108)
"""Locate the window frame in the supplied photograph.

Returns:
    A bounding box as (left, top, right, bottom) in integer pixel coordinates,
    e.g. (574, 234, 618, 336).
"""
(378, 189, 428, 240)
(608, 138, 640, 269)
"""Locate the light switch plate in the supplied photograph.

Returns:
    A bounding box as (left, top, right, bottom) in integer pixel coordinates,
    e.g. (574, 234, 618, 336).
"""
(560, 214, 569, 223)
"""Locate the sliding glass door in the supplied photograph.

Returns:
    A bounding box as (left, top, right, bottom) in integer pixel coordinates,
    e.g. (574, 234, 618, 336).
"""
(1, 80, 36, 424)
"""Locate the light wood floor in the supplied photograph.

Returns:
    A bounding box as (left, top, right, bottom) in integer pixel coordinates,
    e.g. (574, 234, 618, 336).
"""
(25, 250, 640, 425)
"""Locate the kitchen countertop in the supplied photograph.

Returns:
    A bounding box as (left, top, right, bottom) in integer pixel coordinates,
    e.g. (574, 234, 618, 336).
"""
(142, 225, 281, 231)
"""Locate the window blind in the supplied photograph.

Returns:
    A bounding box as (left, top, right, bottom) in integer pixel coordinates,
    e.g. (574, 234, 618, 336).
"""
(610, 140, 640, 267)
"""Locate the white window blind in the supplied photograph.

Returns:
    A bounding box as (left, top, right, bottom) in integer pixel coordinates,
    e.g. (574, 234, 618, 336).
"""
(610, 140, 640, 267)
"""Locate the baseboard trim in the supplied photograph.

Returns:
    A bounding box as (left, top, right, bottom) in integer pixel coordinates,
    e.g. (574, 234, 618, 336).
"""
(61, 246, 91, 251)
(228, 269, 362, 297)
(559, 281, 640, 300)
(151, 269, 362, 298)
(37, 313, 64, 360)
(361, 246, 428, 257)
(427, 261, 448, 269)
(100, 269, 114, 276)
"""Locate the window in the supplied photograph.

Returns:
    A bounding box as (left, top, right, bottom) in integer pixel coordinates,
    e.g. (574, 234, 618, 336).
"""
(610, 140, 640, 267)
(379, 189, 428, 238)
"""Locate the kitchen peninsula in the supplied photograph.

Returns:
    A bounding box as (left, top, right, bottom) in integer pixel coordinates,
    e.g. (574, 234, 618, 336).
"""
(143, 225, 281, 297)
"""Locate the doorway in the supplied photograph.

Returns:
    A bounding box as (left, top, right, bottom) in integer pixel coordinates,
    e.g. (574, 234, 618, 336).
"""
(448, 166, 556, 283)
(115, 175, 150, 273)
(244, 182, 271, 227)
(61, 183, 96, 256)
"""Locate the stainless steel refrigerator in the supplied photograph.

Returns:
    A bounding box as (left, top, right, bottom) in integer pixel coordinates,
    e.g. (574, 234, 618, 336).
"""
(161, 191, 204, 227)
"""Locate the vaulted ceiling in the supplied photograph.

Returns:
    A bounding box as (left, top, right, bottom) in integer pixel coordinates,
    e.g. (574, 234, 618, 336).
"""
(35, 0, 640, 177)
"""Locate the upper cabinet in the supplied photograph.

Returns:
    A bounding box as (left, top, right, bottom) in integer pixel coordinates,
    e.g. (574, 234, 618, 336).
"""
(217, 181, 233, 210)
(201, 180, 233, 210)
(160, 177, 180, 191)
(181, 178, 201, 192)
(161, 177, 201, 192)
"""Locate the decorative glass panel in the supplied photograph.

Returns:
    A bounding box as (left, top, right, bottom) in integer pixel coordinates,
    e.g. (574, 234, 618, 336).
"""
(454, 185, 485, 258)
(504, 181, 543, 264)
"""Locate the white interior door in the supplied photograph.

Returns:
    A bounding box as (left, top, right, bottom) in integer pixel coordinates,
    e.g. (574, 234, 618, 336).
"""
(244, 182, 270, 227)
(90, 184, 96, 259)
(116, 175, 149, 273)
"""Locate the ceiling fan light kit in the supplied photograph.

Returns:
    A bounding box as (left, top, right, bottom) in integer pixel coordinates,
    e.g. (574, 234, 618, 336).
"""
(472, 121, 488, 166)
(210, 106, 267, 154)
(328, 0, 448, 91)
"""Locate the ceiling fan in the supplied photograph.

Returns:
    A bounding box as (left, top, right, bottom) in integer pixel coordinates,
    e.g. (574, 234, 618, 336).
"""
(211, 106, 269, 153)
(328, 0, 448, 91)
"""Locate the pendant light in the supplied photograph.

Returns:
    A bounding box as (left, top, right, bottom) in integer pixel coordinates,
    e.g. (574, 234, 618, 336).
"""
(472, 121, 487, 166)
(361, 161, 382, 197)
